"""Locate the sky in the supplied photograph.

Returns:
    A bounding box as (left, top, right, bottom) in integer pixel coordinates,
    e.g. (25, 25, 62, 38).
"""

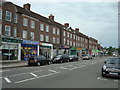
(6, 0, 119, 48)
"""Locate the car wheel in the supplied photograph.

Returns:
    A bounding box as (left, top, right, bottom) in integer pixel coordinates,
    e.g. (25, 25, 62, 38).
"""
(102, 70, 106, 77)
(37, 62, 41, 66)
(60, 60, 63, 63)
(67, 59, 69, 62)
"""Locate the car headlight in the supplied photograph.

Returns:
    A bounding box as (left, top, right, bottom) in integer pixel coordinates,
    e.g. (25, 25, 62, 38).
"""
(103, 65, 107, 70)
(70, 58, 73, 59)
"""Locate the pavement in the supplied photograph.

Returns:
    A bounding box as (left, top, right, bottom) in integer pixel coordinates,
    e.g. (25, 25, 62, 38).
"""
(0, 60, 28, 69)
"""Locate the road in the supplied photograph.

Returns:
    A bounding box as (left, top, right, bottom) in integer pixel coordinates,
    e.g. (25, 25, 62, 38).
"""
(1, 56, 119, 88)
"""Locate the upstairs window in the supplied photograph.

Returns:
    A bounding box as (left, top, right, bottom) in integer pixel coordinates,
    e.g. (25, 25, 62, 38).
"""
(0, 9, 2, 19)
(46, 25, 49, 32)
(23, 18, 28, 27)
(22, 30, 27, 39)
(40, 34, 44, 41)
(57, 29, 60, 35)
(53, 28, 56, 34)
(13, 27, 17, 37)
(14, 14, 18, 23)
(40, 24, 44, 31)
(31, 20, 35, 29)
(53, 37, 55, 43)
(0, 24, 2, 35)
(6, 11, 12, 22)
(30, 32, 34, 40)
(5, 25, 11, 36)
(45, 35, 49, 42)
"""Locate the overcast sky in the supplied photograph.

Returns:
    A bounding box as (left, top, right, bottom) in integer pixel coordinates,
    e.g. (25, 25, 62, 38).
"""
(8, 0, 119, 48)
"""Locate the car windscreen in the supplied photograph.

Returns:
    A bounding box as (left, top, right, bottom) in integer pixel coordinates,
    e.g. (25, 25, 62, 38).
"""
(55, 55, 62, 58)
(107, 58, 120, 64)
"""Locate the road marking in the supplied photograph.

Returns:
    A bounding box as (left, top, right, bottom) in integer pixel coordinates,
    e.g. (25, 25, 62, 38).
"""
(30, 73, 38, 77)
(15, 72, 60, 84)
(48, 70, 58, 73)
(59, 67, 68, 70)
(69, 67, 78, 70)
(4, 77, 11, 83)
(97, 77, 107, 81)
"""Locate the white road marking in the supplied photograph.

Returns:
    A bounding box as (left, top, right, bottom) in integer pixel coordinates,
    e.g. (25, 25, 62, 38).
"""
(97, 77, 107, 81)
(30, 73, 38, 77)
(15, 72, 60, 84)
(4, 77, 11, 83)
(69, 67, 78, 70)
(48, 69, 58, 73)
(59, 67, 68, 70)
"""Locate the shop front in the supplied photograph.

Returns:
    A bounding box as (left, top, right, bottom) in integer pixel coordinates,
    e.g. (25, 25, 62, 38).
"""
(21, 40, 39, 61)
(1, 37, 22, 61)
(39, 42, 53, 59)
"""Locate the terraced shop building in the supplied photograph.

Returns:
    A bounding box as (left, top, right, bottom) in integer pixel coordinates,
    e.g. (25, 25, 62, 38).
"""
(0, 1, 99, 61)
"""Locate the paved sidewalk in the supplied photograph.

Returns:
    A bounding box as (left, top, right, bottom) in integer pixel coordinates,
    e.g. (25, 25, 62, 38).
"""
(0, 60, 28, 69)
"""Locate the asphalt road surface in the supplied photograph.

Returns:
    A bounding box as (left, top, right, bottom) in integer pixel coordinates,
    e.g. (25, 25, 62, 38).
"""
(1, 56, 119, 88)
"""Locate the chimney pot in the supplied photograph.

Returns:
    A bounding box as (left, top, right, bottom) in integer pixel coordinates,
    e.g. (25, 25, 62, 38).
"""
(64, 23, 69, 27)
(75, 28, 79, 32)
(23, 3, 31, 11)
(49, 14, 54, 21)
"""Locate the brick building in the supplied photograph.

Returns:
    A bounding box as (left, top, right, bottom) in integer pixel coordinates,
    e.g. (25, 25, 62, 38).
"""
(0, 1, 101, 61)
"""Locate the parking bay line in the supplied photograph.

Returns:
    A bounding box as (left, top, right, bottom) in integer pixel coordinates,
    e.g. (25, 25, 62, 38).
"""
(15, 72, 60, 84)
(4, 77, 11, 83)
(30, 73, 38, 77)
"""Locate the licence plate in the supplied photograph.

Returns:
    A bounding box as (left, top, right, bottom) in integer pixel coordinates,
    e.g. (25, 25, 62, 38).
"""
(109, 72, 118, 75)
(30, 60, 34, 62)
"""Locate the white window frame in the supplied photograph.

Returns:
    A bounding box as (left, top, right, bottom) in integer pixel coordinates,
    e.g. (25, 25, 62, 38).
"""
(22, 30, 27, 39)
(64, 31, 66, 36)
(57, 38, 59, 44)
(0, 9, 2, 20)
(13, 27, 17, 37)
(64, 38, 66, 44)
(23, 18, 28, 27)
(30, 32, 34, 40)
(53, 37, 55, 43)
(46, 25, 49, 32)
(53, 28, 56, 34)
(6, 11, 12, 22)
(0, 24, 2, 35)
(67, 32, 69, 38)
(45, 35, 49, 42)
(40, 24, 44, 31)
(67, 40, 69, 45)
(57, 29, 60, 35)
(5, 25, 11, 36)
(31, 20, 35, 29)
(40, 34, 44, 41)
(70, 33, 72, 38)
(14, 14, 18, 23)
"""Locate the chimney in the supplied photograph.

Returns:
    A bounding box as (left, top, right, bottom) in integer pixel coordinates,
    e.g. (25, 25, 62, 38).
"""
(64, 23, 69, 27)
(23, 3, 31, 11)
(75, 28, 79, 32)
(49, 14, 54, 21)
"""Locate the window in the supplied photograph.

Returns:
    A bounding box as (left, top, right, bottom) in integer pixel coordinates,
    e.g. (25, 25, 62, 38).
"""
(73, 42, 75, 46)
(53, 28, 56, 34)
(70, 41, 72, 46)
(70, 33, 72, 38)
(67, 40, 69, 45)
(6, 11, 12, 22)
(31, 20, 35, 28)
(0, 9, 2, 19)
(30, 32, 34, 40)
(40, 24, 44, 31)
(64, 38, 66, 44)
(53, 37, 55, 43)
(67, 32, 69, 38)
(23, 18, 28, 27)
(22, 30, 27, 39)
(57, 38, 59, 44)
(57, 29, 60, 35)
(13, 27, 17, 37)
(14, 14, 17, 23)
(0, 24, 1, 35)
(46, 26, 49, 32)
(5, 25, 11, 36)
(64, 31, 66, 36)
(73, 35, 75, 39)
(46, 35, 49, 42)
(40, 34, 44, 41)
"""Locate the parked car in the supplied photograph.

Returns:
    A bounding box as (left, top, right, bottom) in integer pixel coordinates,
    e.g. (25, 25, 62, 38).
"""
(102, 57, 120, 78)
(81, 54, 91, 60)
(28, 55, 51, 66)
(52, 54, 69, 63)
(69, 55, 79, 62)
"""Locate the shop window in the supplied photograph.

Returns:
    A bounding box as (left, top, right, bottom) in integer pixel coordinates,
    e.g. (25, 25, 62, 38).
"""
(5, 11, 12, 22)
(14, 14, 18, 23)
(31, 20, 35, 29)
(23, 18, 28, 27)
(40, 24, 44, 31)
(0, 9, 2, 20)
(40, 34, 44, 41)
(30, 32, 34, 40)
(46, 25, 49, 32)
(5, 25, 11, 36)
(22, 30, 27, 39)
(13, 27, 17, 37)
